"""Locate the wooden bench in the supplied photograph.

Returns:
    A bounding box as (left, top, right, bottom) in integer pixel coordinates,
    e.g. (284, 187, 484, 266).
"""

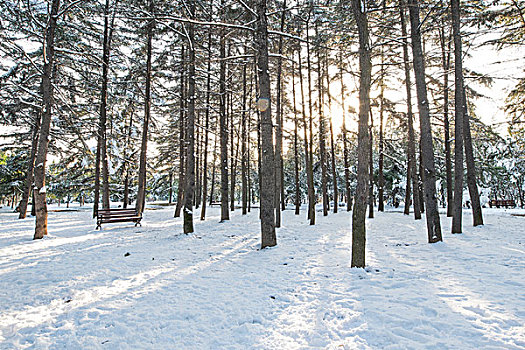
(488, 199, 516, 208)
(96, 208, 142, 229)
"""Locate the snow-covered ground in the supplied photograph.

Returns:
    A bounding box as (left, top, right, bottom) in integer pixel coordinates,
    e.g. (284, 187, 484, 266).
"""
(0, 203, 524, 349)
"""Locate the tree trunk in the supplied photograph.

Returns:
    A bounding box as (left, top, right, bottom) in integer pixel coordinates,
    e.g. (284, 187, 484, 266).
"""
(451, 0, 465, 233)
(316, 22, 328, 217)
(99, 0, 116, 211)
(195, 110, 201, 209)
(183, 0, 196, 234)
(351, 0, 371, 267)
(247, 66, 253, 213)
(19, 112, 41, 219)
(135, 0, 154, 216)
(463, 90, 483, 226)
(168, 171, 173, 204)
(325, 54, 338, 214)
(33, 0, 60, 239)
(255, 0, 276, 248)
(439, 23, 454, 218)
(340, 53, 352, 212)
(93, 123, 101, 216)
(242, 63, 248, 215)
(220, 1, 229, 222)
(378, 58, 385, 212)
(174, 44, 185, 218)
(292, 56, 301, 215)
(368, 108, 374, 218)
(229, 86, 236, 212)
(209, 134, 218, 207)
(274, 0, 286, 227)
(306, 17, 316, 225)
(298, 47, 314, 225)
(408, 0, 443, 243)
(122, 108, 133, 208)
(399, 2, 421, 219)
(201, 27, 213, 221)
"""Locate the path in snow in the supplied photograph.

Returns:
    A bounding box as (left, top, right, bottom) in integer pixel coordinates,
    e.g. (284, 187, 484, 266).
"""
(0, 204, 523, 349)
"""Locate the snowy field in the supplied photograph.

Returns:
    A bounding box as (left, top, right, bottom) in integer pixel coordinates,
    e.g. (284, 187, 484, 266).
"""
(0, 203, 524, 349)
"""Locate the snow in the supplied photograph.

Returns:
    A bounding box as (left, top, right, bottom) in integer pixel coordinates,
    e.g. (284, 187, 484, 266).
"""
(0, 204, 524, 349)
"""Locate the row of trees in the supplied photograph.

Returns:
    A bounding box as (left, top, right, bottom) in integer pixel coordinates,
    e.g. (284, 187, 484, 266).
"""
(1, 0, 524, 267)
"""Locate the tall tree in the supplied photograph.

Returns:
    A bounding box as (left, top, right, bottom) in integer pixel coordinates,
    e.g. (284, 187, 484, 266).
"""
(399, 1, 421, 220)
(305, 14, 316, 225)
(298, 48, 315, 224)
(241, 62, 248, 215)
(377, 51, 385, 212)
(274, 0, 286, 227)
(408, 0, 443, 243)
(183, 0, 196, 234)
(99, 0, 117, 211)
(292, 55, 301, 215)
(33, 0, 61, 239)
(135, 0, 154, 216)
(326, 55, 338, 214)
(316, 21, 328, 217)
(219, 0, 229, 222)
(339, 53, 352, 212)
(174, 43, 185, 218)
(122, 106, 134, 208)
(451, 0, 465, 233)
(200, 28, 213, 221)
(439, 19, 454, 218)
(351, 0, 371, 267)
(368, 107, 374, 218)
(463, 91, 484, 226)
(255, 0, 276, 248)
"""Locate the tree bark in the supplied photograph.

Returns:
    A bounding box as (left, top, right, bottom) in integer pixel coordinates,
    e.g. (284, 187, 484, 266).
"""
(274, 0, 286, 227)
(209, 133, 218, 207)
(201, 28, 213, 220)
(340, 53, 352, 212)
(351, 0, 371, 267)
(135, 0, 154, 216)
(99, 0, 116, 211)
(168, 171, 173, 204)
(451, 0, 465, 233)
(195, 110, 201, 209)
(306, 16, 316, 225)
(408, 0, 443, 243)
(298, 47, 314, 225)
(183, 0, 196, 234)
(378, 57, 385, 212)
(242, 63, 248, 215)
(292, 56, 301, 215)
(316, 22, 328, 217)
(34, 0, 60, 239)
(325, 54, 338, 214)
(220, 0, 229, 222)
(255, 0, 276, 248)
(174, 44, 185, 218)
(463, 90, 483, 226)
(399, 2, 421, 219)
(439, 23, 454, 218)
(123, 107, 133, 208)
(368, 108, 374, 218)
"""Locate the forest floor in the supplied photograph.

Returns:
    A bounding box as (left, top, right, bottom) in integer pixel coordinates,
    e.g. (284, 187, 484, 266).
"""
(0, 203, 524, 349)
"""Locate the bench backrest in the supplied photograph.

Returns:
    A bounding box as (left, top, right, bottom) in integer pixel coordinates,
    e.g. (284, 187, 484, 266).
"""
(97, 208, 139, 217)
(490, 199, 515, 206)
